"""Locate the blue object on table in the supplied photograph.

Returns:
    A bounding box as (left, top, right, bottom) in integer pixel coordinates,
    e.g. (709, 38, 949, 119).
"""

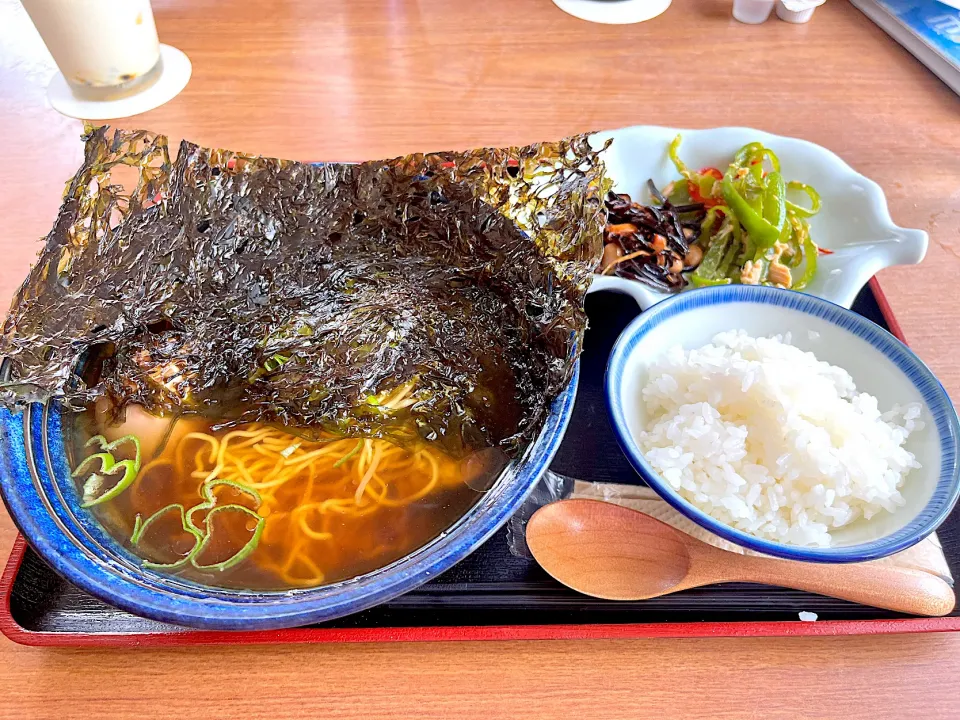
(851, 0, 960, 96)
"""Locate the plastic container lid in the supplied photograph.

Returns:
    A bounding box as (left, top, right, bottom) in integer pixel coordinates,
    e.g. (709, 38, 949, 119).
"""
(776, 0, 824, 23)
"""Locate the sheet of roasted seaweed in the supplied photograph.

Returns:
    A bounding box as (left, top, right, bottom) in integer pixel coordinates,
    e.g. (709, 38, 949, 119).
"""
(0, 126, 608, 457)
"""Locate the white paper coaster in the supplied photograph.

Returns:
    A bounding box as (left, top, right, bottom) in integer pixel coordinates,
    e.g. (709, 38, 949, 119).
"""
(47, 44, 191, 120)
(551, 0, 672, 24)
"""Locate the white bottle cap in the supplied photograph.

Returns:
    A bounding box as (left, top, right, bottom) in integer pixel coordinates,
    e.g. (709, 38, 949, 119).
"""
(732, 0, 776, 24)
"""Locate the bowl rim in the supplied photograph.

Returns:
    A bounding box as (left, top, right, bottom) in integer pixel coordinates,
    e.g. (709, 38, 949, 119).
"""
(604, 284, 960, 563)
(0, 366, 579, 630)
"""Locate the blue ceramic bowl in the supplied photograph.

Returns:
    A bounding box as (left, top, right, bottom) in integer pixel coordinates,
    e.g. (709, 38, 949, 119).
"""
(0, 366, 578, 630)
(605, 285, 960, 563)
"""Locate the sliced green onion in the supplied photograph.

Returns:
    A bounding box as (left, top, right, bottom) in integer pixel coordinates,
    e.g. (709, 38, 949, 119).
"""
(185, 478, 262, 533)
(333, 439, 363, 468)
(73, 451, 115, 480)
(125, 462, 264, 573)
(73, 434, 142, 508)
(280, 442, 301, 458)
(190, 504, 265, 572)
(201, 477, 261, 506)
(130, 503, 203, 570)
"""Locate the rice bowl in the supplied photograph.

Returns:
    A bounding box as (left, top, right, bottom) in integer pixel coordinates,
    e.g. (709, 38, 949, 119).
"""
(605, 284, 960, 563)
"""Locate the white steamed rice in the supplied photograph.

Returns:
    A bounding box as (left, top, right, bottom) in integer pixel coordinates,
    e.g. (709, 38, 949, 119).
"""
(637, 330, 923, 547)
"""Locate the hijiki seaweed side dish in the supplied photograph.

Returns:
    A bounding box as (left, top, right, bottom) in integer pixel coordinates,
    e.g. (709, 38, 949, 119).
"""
(0, 126, 609, 588)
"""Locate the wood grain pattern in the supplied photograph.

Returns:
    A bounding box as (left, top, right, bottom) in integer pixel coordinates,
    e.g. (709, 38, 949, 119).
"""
(1, 0, 959, 717)
(528, 499, 956, 615)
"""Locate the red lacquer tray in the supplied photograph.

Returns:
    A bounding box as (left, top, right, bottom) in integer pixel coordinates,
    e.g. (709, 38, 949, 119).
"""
(2, 279, 958, 646)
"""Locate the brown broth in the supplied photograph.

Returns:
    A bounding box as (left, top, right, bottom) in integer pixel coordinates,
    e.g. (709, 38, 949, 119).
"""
(71, 408, 485, 590)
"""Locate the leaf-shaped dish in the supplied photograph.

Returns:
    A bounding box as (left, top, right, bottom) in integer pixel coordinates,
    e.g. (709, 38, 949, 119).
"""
(588, 126, 928, 310)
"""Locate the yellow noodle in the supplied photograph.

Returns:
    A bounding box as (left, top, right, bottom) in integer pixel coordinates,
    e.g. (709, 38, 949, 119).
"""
(116, 417, 475, 589)
(295, 507, 334, 540)
(354, 443, 383, 503)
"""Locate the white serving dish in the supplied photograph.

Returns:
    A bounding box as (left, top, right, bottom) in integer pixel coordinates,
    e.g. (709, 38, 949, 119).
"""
(588, 126, 928, 311)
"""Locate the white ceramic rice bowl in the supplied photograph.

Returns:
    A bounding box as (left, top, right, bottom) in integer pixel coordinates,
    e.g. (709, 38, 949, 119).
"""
(605, 285, 959, 562)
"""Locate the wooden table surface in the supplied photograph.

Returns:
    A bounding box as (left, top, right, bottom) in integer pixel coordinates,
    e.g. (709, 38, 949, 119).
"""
(1, 0, 959, 717)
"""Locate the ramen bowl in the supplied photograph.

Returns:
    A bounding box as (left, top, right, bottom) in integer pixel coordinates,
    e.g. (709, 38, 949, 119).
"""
(0, 366, 578, 631)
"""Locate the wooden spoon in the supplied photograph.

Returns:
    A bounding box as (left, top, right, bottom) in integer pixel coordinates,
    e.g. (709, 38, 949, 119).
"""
(526, 499, 956, 616)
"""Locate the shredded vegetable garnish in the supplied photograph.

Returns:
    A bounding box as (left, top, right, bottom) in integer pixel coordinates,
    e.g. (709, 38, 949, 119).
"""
(666, 135, 823, 290)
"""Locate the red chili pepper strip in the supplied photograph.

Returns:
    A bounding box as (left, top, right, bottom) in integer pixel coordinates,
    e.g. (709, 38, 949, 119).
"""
(687, 168, 724, 207)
